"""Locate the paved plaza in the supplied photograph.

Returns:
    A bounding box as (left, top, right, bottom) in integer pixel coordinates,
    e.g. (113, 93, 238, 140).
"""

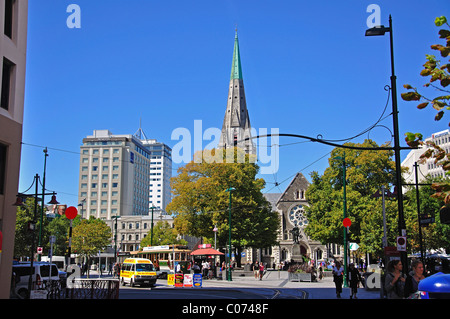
(195, 270, 381, 299)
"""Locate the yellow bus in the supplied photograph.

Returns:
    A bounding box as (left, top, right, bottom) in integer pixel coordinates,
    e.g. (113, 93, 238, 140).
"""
(132, 245, 191, 278)
(120, 258, 157, 287)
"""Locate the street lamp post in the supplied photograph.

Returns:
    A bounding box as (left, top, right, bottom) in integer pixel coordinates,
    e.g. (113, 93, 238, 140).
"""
(78, 198, 86, 219)
(226, 187, 235, 281)
(150, 206, 156, 246)
(37, 148, 49, 261)
(111, 215, 120, 264)
(213, 225, 218, 250)
(13, 174, 58, 298)
(366, 15, 408, 273)
(334, 153, 348, 288)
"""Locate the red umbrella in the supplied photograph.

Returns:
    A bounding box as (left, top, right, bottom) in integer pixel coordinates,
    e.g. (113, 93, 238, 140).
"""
(190, 248, 224, 256)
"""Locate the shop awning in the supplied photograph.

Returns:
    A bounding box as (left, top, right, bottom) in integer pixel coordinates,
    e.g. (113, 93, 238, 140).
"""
(190, 248, 224, 256)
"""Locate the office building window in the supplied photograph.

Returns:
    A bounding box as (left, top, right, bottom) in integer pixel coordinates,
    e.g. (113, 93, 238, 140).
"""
(1, 57, 14, 110)
(4, 0, 15, 39)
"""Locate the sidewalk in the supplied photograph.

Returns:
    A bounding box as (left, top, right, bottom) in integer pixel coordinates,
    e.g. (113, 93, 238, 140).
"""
(191, 270, 381, 299)
(89, 269, 381, 299)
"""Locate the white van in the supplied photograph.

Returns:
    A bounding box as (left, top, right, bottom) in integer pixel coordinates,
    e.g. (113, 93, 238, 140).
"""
(12, 262, 61, 299)
(120, 258, 157, 287)
(41, 256, 66, 270)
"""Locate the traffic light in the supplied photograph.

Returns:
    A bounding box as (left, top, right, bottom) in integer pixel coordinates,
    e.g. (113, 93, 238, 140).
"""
(439, 206, 450, 224)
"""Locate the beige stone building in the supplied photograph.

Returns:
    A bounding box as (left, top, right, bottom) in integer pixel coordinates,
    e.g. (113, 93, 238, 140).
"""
(0, 0, 28, 299)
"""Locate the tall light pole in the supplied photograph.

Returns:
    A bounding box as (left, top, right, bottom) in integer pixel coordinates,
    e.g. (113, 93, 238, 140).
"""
(334, 153, 348, 288)
(111, 215, 120, 264)
(366, 15, 407, 273)
(226, 187, 235, 281)
(37, 148, 48, 261)
(150, 206, 156, 246)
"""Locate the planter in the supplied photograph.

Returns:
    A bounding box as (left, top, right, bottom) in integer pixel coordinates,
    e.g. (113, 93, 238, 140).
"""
(289, 272, 312, 282)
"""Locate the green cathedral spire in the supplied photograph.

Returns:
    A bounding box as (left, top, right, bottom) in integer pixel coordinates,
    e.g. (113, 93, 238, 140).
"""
(230, 31, 243, 80)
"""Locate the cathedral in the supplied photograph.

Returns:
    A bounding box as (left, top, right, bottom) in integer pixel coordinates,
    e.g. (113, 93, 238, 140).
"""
(216, 31, 335, 265)
(218, 31, 255, 156)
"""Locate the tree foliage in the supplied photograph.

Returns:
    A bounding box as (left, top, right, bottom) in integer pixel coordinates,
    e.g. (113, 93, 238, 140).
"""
(403, 176, 450, 253)
(304, 140, 399, 257)
(140, 220, 187, 247)
(166, 147, 279, 265)
(71, 217, 111, 263)
(402, 16, 450, 127)
(14, 198, 48, 259)
(402, 16, 450, 207)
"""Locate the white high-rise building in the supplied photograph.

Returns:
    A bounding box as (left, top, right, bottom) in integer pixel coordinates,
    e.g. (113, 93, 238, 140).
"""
(141, 138, 172, 210)
(78, 129, 172, 220)
(402, 129, 450, 188)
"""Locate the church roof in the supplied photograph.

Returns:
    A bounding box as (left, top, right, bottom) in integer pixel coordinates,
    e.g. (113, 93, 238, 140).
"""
(230, 31, 243, 80)
(277, 172, 310, 204)
(263, 193, 282, 211)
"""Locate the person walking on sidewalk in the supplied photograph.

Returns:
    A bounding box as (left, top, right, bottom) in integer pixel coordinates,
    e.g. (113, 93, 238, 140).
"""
(332, 261, 344, 298)
(348, 263, 362, 299)
(259, 262, 265, 281)
(253, 261, 259, 280)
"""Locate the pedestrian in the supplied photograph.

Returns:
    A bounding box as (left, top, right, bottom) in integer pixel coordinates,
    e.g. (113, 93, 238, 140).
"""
(348, 263, 362, 299)
(108, 263, 113, 276)
(253, 261, 259, 279)
(318, 266, 323, 281)
(384, 260, 406, 299)
(259, 262, 265, 280)
(404, 259, 425, 298)
(332, 261, 344, 298)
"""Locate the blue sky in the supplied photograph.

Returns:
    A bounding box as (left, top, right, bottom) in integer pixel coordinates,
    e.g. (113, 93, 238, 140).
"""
(19, 0, 450, 207)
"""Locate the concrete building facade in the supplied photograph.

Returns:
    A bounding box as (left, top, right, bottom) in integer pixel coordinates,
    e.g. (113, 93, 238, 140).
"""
(78, 129, 172, 221)
(402, 129, 450, 188)
(0, 0, 28, 299)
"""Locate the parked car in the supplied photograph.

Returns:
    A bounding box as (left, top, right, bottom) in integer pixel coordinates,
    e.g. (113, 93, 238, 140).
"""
(11, 262, 64, 299)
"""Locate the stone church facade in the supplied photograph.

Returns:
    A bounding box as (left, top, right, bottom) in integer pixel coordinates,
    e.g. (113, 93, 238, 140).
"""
(260, 173, 343, 266)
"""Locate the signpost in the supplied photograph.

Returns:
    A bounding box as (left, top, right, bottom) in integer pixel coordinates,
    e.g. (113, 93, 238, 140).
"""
(397, 236, 407, 252)
(65, 206, 78, 266)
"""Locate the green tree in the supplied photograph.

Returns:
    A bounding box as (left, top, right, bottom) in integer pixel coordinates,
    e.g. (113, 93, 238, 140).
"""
(14, 197, 49, 259)
(46, 214, 81, 256)
(401, 16, 450, 126)
(71, 216, 111, 276)
(403, 176, 450, 253)
(140, 220, 187, 247)
(305, 140, 400, 257)
(167, 147, 279, 266)
(402, 16, 450, 204)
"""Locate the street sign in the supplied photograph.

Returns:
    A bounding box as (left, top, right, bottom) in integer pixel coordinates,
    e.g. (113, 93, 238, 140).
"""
(397, 236, 406, 252)
(420, 216, 435, 225)
(65, 206, 78, 220)
(349, 242, 359, 251)
(343, 218, 351, 228)
(37, 247, 43, 254)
